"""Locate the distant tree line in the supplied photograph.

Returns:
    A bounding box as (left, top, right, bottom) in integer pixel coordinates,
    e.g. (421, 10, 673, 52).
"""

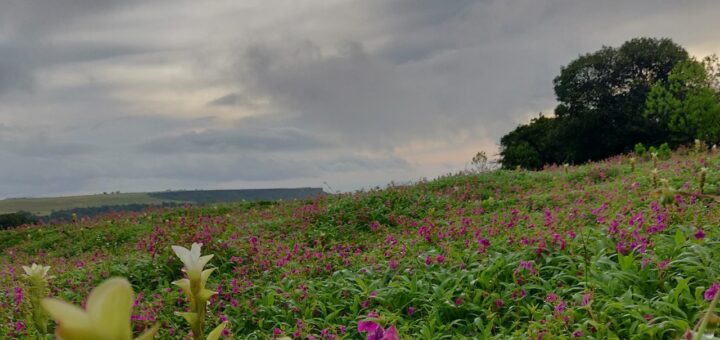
(0, 211, 37, 230)
(500, 37, 720, 169)
(45, 202, 181, 222)
(0, 203, 181, 229)
(0, 188, 327, 229)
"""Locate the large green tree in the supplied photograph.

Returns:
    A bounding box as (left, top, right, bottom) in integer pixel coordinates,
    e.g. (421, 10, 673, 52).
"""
(500, 37, 689, 169)
(553, 37, 688, 159)
(645, 56, 720, 144)
(499, 114, 564, 169)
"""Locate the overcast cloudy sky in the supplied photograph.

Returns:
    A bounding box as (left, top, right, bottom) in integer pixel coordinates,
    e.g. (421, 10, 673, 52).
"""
(1, 0, 719, 198)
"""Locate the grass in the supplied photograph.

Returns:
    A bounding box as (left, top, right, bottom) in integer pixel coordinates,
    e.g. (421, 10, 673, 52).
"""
(2, 149, 720, 339)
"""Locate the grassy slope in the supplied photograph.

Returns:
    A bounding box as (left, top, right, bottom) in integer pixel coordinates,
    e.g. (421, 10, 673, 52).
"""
(2, 150, 720, 338)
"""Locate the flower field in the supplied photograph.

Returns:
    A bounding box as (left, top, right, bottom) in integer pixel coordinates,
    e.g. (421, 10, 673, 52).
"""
(2, 149, 720, 339)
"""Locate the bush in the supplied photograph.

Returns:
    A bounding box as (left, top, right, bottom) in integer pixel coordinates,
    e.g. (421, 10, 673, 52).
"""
(0, 211, 37, 229)
(634, 143, 646, 156)
(658, 142, 672, 160)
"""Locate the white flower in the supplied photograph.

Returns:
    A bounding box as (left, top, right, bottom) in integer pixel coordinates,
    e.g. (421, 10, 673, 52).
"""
(171, 243, 214, 284)
(22, 263, 52, 280)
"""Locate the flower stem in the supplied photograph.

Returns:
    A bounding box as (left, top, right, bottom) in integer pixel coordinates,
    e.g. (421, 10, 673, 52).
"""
(695, 288, 720, 340)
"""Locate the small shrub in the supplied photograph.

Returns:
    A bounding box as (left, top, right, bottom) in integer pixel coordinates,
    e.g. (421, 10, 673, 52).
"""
(658, 143, 672, 160)
(634, 143, 646, 156)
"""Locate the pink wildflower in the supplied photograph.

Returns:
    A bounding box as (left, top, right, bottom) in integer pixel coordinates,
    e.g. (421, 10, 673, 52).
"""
(705, 282, 719, 301)
(358, 320, 399, 340)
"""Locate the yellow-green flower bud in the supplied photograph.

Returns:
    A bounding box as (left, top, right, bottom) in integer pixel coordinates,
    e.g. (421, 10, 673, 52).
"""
(23, 264, 53, 335)
(41, 277, 158, 340)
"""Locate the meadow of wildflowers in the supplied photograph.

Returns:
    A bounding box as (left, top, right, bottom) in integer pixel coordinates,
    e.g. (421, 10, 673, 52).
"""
(2, 148, 720, 339)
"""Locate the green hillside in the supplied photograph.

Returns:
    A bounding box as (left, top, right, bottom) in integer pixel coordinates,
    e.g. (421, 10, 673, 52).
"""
(0, 188, 324, 216)
(0, 192, 174, 215)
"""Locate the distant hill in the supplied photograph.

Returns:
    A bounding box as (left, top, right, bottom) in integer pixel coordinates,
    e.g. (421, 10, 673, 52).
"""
(0, 188, 324, 216)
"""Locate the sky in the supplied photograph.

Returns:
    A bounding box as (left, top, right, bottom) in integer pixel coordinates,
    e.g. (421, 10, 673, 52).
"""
(1, 0, 719, 198)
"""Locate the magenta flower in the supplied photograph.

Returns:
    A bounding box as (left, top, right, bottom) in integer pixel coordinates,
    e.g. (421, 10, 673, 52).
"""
(695, 228, 706, 240)
(15, 321, 24, 333)
(704, 282, 719, 301)
(358, 320, 379, 333)
(358, 320, 399, 340)
(436, 254, 446, 264)
(13, 286, 24, 312)
(581, 293, 591, 307)
(425, 255, 433, 266)
(495, 298, 504, 309)
(407, 306, 415, 316)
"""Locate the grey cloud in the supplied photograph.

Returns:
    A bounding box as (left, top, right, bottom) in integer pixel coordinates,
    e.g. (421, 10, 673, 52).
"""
(377, 0, 476, 28)
(129, 154, 318, 182)
(239, 38, 546, 148)
(0, 125, 96, 157)
(0, 0, 145, 40)
(0, 63, 32, 96)
(0, 146, 410, 197)
(207, 93, 256, 107)
(319, 156, 411, 172)
(2, 0, 720, 197)
(0, 45, 35, 95)
(140, 126, 328, 154)
(236, 0, 720, 151)
(0, 38, 155, 98)
(10, 141, 96, 158)
(0, 0, 163, 97)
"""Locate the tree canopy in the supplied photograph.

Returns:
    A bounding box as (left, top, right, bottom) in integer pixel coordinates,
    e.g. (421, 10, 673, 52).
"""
(500, 37, 719, 169)
(645, 56, 720, 144)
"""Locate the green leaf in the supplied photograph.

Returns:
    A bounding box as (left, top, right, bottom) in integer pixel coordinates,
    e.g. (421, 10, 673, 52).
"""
(674, 230, 685, 247)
